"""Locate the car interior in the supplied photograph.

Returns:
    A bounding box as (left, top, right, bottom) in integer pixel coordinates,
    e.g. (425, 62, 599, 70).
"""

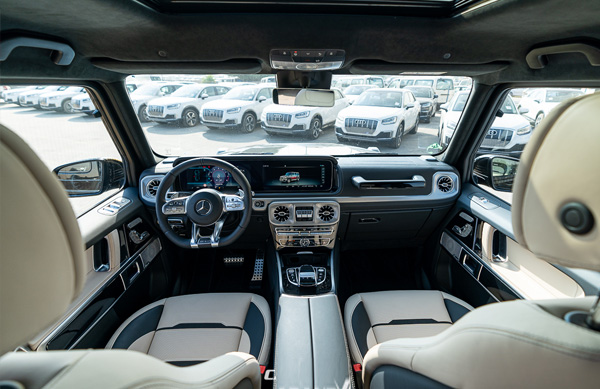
(1, 0, 599, 388)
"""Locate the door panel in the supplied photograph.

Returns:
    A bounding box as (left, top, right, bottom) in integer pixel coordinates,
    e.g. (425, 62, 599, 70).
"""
(31, 189, 168, 351)
(433, 183, 586, 306)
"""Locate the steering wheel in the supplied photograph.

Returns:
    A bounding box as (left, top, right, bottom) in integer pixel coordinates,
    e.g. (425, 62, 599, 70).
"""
(155, 157, 252, 249)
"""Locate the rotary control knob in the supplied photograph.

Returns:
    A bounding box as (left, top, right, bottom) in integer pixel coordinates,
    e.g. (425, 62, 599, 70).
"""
(300, 238, 310, 247)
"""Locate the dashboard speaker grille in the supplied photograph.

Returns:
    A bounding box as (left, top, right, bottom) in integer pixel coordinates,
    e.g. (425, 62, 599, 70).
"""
(146, 178, 162, 197)
(437, 175, 454, 193)
(318, 205, 335, 222)
(274, 205, 290, 222)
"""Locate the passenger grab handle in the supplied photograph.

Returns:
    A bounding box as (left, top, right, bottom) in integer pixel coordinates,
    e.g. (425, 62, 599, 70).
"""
(351, 175, 426, 189)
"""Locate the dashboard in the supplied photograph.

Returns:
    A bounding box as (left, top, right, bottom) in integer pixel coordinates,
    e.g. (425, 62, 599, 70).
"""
(139, 155, 462, 250)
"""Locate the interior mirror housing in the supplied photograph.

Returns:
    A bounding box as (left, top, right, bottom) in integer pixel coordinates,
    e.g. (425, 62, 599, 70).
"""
(273, 88, 335, 107)
(473, 155, 519, 192)
(53, 159, 125, 197)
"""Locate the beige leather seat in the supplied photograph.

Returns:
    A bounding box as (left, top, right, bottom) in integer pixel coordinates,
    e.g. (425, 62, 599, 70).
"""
(106, 293, 271, 367)
(359, 93, 600, 388)
(0, 125, 266, 388)
(344, 291, 473, 364)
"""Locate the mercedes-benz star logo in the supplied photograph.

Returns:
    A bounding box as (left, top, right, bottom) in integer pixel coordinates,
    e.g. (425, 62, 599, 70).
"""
(195, 200, 212, 216)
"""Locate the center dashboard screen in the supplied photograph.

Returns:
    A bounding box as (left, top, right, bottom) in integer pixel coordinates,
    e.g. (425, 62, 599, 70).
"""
(262, 161, 332, 191)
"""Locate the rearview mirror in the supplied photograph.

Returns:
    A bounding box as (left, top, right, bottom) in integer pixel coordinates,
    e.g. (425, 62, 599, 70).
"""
(53, 159, 125, 197)
(273, 88, 334, 107)
(440, 103, 449, 111)
(473, 155, 519, 192)
(201, 93, 209, 99)
(405, 103, 415, 109)
(433, 94, 439, 99)
(519, 106, 529, 114)
(258, 96, 267, 102)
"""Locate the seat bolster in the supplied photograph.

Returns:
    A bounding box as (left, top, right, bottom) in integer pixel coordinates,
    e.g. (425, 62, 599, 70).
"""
(362, 297, 600, 389)
(344, 293, 373, 364)
(248, 294, 272, 365)
(105, 299, 167, 350)
(0, 350, 260, 389)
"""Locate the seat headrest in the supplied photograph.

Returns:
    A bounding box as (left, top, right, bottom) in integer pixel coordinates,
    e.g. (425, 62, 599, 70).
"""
(512, 92, 600, 271)
(0, 125, 86, 353)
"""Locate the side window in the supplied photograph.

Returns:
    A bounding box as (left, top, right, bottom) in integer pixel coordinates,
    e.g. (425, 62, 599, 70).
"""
(203, 87, 217, 97)
(257, 88, 270, 100)
(159, 86, 172, 95)
(333, 90, 343, 100)
(473, 87, 589, 202)
(0, 85, 124, 217)
(216, 86, 229, 95)
(436, 78, 454, 90)
(400, 79, 414, 88)
(406, 92, 415, 103)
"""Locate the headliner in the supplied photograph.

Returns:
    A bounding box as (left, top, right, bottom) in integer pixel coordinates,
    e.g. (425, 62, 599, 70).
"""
(1, 0, 600, 84)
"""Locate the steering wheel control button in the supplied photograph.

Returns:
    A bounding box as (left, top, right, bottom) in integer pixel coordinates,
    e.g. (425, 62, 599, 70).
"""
(560, 202, 594, 235)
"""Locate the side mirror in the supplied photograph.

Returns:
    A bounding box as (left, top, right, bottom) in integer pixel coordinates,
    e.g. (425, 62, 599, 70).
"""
(433, 94, 439, 99)
(258, 96, 267, 102)
(201, 93, 209, 99)
(519, 106, 529, 114)
(405, 102, 415, 109)
(53, 159, 125, 197)
(440, 103, 449, 111)
(473, 155, 519, 192)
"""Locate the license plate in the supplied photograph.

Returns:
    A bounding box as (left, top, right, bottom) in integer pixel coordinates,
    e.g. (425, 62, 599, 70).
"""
(273, 114, 284, 121)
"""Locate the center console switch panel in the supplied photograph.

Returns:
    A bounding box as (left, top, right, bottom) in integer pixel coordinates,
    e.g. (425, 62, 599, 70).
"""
(269, 201, 340, 250)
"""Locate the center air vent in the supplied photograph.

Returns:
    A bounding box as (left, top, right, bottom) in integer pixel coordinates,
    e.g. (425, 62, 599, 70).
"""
(437, 175, 454, 193)
(146, 178, 162, 197)
(318, 205, 335, 222)
(273, 206, 290, 222)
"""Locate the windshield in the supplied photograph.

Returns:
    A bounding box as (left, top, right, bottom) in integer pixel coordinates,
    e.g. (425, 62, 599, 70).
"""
(546, 89, 584, 103)
(406, 87, 432, 98)
(414, 79, 434, 87)
(128, 75, 471, 157)
(131, 84, 161, 95)
(451, 93, 469, 111)
(344, 85, 374, 95)
(171, 85, 201, 98)
(354, 91, 402, 108)
(223, 87, 258, 101)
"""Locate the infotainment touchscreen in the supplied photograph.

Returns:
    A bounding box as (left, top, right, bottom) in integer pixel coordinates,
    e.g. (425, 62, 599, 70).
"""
(262, 161, 333, 191)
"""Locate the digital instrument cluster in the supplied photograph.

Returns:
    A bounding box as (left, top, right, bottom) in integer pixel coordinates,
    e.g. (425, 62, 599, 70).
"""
(183, 165, 247, 191)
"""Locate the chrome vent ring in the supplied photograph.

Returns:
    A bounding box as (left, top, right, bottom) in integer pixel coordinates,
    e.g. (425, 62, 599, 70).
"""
(273, 205, 290, 222)
(318, 205, 335, 222)
(437, 175, 454, 193)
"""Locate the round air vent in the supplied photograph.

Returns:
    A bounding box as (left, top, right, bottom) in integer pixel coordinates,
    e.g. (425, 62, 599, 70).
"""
(318, 205, 335, 222)
(273, 206, 290, 222)
(146, 178, 162, 197)
(437, 175, 454, 193)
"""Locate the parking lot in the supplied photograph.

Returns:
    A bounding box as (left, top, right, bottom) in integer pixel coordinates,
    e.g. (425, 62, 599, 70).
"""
(1, 103, 444, 168)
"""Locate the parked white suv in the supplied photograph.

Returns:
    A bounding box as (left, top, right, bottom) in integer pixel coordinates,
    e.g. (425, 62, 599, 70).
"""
(261, 89, 349, 139)
(2, 86, 37, 104)
(146, 84, 230, 127)
(39, 86, 86, 113)
(71, 90, 97, 115)
(129, 82, 189, 122)
(18, 86, 62, 108)
(201, 84, 274, 133)
(518, 88, 584, 128)
(335, 88, 420, 149)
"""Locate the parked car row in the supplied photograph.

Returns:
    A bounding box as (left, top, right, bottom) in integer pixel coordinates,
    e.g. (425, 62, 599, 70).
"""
(0, 85, 95, 115)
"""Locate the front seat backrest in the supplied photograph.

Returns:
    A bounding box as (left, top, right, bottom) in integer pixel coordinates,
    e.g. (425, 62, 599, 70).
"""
(512, 92, 600, 270)
(0, 125, 86, 353)
(361, 92, 600, 389)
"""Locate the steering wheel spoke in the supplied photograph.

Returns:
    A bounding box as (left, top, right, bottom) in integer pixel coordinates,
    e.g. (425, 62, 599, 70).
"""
(162, 196, 189, 216)
(222, 194, 245, 212)
(190, 215, 227, 248)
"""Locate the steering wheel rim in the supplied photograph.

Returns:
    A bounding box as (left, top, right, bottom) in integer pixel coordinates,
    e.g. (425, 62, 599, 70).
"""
(155, 157, 252, 249)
